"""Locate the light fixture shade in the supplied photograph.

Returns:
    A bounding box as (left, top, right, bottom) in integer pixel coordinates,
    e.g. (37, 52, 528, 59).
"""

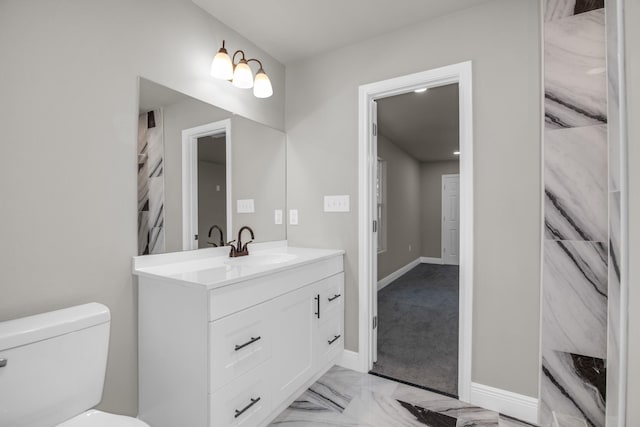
(232, 60, 254, 89)
(253, 69, 273, 98)
(211, 48, 233, 80)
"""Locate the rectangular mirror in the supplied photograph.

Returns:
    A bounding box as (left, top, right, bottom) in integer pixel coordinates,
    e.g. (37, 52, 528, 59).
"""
(137, 78, 286, 255)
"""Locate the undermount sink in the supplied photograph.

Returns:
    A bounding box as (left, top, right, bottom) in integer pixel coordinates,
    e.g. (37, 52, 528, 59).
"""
(223, 252, 298, 267)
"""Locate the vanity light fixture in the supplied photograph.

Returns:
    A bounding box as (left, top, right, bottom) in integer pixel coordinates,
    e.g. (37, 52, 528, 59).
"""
(210, 40, 273, 98)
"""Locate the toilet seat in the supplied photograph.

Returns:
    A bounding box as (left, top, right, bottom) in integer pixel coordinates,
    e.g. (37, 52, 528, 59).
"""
(57, 410, 150, 427)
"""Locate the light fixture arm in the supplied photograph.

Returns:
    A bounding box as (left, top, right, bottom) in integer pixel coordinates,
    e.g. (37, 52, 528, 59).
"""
(246, 58, 264, 69)
(231, 49, 247, 65)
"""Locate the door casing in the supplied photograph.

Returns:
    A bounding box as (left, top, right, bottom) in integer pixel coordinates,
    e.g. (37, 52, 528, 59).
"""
(358, 61, 474, 401)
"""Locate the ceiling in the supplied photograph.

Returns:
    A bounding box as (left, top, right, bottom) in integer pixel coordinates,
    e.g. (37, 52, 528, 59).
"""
(198, 135, 227, 164)
(377, 84, 459, 162)
(193, 0, 492, 64)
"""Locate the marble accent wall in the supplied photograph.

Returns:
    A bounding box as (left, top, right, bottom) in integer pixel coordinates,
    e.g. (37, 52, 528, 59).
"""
(541, 1, 610, 426)
(137, 109, 166, 255)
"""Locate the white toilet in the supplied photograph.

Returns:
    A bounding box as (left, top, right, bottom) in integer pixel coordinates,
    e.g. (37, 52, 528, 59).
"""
(0, 303, 150, 427)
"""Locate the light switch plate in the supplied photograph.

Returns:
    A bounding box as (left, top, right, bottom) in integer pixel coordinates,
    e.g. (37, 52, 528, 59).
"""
(289, 209, 299, 225)
(275, 209, 283, 225)
(237, 199, 255, 213)
(324, 195, 350, 212)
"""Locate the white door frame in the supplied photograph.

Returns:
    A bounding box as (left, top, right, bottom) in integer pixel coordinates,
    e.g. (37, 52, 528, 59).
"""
(182, 119, 232, 250)
(441, 174, 460, 266)
(358, 61, 474, 401)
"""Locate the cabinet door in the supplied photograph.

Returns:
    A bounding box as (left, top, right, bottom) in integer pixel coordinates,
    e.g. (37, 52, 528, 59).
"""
(272, 283, 319, 403)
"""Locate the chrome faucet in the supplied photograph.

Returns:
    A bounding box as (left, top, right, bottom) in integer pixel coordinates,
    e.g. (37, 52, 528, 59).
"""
(228, 226, 254, 257)
(207, 225, 225, 247)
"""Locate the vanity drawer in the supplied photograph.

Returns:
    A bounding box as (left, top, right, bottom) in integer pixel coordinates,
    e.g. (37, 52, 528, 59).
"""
(209, 301, 274, 393)
(315, 315, 344, 366)
(209, 360, 273, 427)
(319, 273, 344, 325)
(208, 255, 344, 321)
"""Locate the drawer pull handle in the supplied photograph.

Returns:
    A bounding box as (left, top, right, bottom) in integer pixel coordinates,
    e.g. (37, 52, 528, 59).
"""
(235, 336, 261, 351)
(314, 294, 320, 319)
(328, 335, 341, 345)
(0, 358, 6, 368)
(234, 397, 261, 418)
(328, 294, 341, 302)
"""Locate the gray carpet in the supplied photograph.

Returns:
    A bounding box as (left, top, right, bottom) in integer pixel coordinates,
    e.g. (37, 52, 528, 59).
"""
(371, 263, 459, 396)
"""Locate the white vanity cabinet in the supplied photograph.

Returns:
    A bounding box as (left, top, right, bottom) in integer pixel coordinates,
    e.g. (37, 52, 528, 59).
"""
(135, 246, 344, 427)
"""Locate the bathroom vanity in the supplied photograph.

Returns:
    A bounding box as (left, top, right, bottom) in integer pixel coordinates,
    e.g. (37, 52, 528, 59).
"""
(133, 243, 345, 427)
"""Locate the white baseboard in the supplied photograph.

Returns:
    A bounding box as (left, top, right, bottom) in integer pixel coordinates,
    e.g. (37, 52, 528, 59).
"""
(377, 258, 421, 291)
(420, 256, 443, 264)
(336, 350, 363, 372)
(468, 382, 538, 424)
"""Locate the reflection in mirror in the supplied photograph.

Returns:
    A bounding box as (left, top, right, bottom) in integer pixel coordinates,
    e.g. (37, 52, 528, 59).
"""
(182, 119, 231, 251)
(137, 78, 286, 255)
(197, 133, 228, 249)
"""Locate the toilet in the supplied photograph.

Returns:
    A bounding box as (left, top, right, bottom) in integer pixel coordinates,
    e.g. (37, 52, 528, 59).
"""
(0, 303, 150, 427)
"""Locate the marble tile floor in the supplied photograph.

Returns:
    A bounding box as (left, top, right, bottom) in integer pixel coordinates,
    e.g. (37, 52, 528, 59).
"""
(269, 366, 537, 427)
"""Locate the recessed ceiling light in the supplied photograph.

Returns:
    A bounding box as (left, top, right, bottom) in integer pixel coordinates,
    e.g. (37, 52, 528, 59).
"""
(414, 88, 428, 93)
(453, 151, 460, 155)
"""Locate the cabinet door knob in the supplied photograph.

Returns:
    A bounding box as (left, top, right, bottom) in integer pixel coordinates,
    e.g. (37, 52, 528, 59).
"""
(234, 397, 261, 418)
(235, 336, 262, 351)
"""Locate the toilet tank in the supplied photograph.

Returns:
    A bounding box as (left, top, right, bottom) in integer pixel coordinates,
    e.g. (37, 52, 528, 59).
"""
(0, 303, 111, 427)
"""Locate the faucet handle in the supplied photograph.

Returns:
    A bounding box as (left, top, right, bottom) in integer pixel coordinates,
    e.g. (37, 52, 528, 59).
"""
(242, 240, 254, 251)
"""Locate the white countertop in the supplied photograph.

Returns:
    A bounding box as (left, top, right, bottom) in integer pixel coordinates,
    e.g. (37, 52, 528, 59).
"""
(132, 242, 344, 290)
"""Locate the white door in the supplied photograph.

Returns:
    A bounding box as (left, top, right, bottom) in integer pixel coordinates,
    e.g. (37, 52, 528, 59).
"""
(371, 99, 379, 365)
(442, 174, 460, 265)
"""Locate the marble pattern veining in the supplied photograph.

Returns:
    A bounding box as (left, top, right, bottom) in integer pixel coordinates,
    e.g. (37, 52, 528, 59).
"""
(270, 366, 538, 427)
(606, 191, 621, 425)
(544, 0, 605, 22)
(544, 9, 607, 129)
(606, 0, 621, 192)
(542, 240, 607, 358)
(541, 350, 605, 427)
(137, 109, 165, 255)
(544, 125, 608, 242)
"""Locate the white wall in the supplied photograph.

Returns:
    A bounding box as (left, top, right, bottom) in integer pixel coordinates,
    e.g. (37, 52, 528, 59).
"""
(420, 160, 460, 258)
(625, 0, 640, 423)
(0, 0, 284, 416)
(286, 0, 541, 397)
(376, 134, 422, 280)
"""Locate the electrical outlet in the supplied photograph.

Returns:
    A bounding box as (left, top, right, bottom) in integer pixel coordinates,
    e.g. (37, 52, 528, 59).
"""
(275, 209, 283, 225)
(289, 209, 299, 225)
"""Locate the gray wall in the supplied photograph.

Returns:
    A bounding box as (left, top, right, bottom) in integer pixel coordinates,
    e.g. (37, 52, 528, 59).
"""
(0, 0, 284, 416)
(197, 160, 226, 248)
(286, 0, 541, 397)
(163, 98, 231, 252)
(230, 115, 287, 242)
(625, 0, 639, 423)
(420, 161, 460, 258)
(376, 134, 422, 280)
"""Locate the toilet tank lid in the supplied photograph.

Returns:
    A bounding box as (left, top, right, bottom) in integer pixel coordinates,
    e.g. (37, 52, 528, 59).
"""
(0, 303, 110, 351)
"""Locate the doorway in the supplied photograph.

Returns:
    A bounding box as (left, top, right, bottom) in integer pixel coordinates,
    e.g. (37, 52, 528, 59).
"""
(357, 61, 473, 401)
(182, 119, 232, 250)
